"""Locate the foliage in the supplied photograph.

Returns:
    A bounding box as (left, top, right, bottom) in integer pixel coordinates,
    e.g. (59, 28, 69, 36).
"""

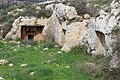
(21, 40, 37, 46)
(70, 44, 87, 54)
(94, 0, 113, 6)
(106, 68, 120, 80)
(69, 0, 97, 16)
(15, 37, 23, 42)
(0, 40, 93, 80)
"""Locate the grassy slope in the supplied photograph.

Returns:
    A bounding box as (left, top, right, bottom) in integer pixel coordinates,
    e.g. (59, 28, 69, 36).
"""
(0, 40, 92, 80)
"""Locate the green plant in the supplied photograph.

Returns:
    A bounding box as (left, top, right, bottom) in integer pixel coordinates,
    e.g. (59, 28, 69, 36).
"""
(21, 40, 37, 46)
(15, 37, 23, 41)
(43, 41, 55, 48)
(0, 42, 5, 48)
(70, 44, 87, 54)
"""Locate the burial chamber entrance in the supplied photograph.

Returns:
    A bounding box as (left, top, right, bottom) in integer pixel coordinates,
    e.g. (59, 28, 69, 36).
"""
(21, 25, 44, 41)
(95, 31, 106, 47)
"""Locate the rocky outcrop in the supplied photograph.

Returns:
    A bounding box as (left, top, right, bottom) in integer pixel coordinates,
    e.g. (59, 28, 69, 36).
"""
(5, 1, 120, 68)
(49, 3, 90, 50)
(61, 22, 87, 51)
(5, 16, 50, 41)
(84, 0, 120, 68)
(5, 3, 90, 51)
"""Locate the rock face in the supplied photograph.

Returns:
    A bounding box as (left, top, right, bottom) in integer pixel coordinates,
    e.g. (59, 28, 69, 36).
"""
(61, 22, 87, 51)
(5, 17, 50, 41)
(84, 0, 120, 68)
(49, 3, 90, 50)
(0, 76, 4, 80)
(5, 3, 90, 51)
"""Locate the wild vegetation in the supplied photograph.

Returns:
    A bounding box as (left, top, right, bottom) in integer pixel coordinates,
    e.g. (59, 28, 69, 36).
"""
(0, 1, 52, 38)
(0, 0, 119, 80)
(64, 0, 113, 16)
(0, 39, 110, 80)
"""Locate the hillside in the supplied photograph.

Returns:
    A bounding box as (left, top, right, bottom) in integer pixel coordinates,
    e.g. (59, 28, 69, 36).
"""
(0, 0, 120, 80)
(0, 39, 99, 80)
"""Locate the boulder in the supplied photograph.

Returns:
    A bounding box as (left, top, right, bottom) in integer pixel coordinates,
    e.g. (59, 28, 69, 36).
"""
(54, 3, 78, 20)
(46, 4, 54, 11)
(9, 63, 14, 67)
(50, 3, 88, 50)
(61, 22, 87, 52)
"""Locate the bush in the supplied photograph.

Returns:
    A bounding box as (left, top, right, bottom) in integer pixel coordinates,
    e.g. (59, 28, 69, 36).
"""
(106, 68, 120, 80)
(15, 37, 23, 41)
(21, 40, 37, 46)
(70, 44, 87, 54)
(94, 0, 113, 6)
(70, 0, 96, 16)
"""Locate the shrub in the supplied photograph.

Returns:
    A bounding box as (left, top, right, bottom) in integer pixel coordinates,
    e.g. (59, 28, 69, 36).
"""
(69, 0, 96, 16)
(15, 37, 23, 41)
(43, 42, 55, 48)
(0, 42, 5, 48)
(21, 40, 37, 46)
(70, 44, 87, 54)
(94, 0, 113, 6)
(106, 68, 120, 80)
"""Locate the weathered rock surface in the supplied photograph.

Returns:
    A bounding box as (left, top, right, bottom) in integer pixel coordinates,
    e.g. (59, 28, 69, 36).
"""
(5, 3, 90, 52)
(61, 22, 87, 52)
(45, 4, 54, 11)
(84, 0, 120, 68)
(5, 17, 49, 41)
(49, 3, 90, 50)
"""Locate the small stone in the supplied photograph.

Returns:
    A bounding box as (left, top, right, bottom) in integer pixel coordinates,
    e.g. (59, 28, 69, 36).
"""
(34, 47, 37, 49)
(20, 64, 28, 67)
(0, 77, 4, 80)
(9, 63, 14, 67)
(54, 63, 59, 67)
(27, 45, 31, 47)
(65, 66, 70, 68)
(0, 59, 8, 65)
(57, 51, 62, 54)
(55, 45, 59, 48)
(30, 72, 35, 76)
(36, 6, 41, 10)
(44, 48, 48, 51)
(13, 49, 17, 51)
(83, 14, 91, 19)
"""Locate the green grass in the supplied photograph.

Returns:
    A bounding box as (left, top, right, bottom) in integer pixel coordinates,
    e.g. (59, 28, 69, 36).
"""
(0, 40, 93, 80)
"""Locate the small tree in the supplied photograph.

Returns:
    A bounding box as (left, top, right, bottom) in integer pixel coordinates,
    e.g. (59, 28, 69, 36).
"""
(70, 0, 96, 16)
